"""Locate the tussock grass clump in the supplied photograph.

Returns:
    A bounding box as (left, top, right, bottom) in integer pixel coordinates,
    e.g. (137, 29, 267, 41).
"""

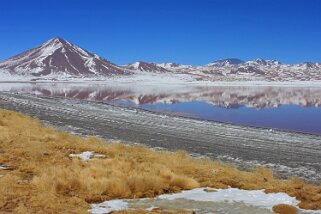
(272, 204, 298, 214)
(0, 109, 321, 213)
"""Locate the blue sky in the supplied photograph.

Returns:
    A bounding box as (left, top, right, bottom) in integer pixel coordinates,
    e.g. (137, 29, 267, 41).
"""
(0, 0, 320, 65)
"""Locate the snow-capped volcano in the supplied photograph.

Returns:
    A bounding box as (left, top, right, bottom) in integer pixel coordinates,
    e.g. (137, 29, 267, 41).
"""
(207, 58, 244, 67)
(244, 58, 282, 66)
(124, 61, 170, 73)
(155, 62, 192, 71)
(124, 61, 192, 73)
(0, 37, 128, 78)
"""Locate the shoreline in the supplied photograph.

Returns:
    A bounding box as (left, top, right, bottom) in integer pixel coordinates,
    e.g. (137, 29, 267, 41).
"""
(1, 79, 321, 87)
(2, 108, 321, 213)
(1, 92, 321, 183)
(85, 96, 321, 137)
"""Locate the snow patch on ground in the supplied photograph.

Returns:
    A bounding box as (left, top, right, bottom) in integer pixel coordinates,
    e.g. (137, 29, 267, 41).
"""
(91, 200, 129, 214)
(90, 187, 321, 213)
(0, 165, 9, 170)
(69, 151, 106, 161)
(158, 188, 299, 208)
(2, 72, 321, 88)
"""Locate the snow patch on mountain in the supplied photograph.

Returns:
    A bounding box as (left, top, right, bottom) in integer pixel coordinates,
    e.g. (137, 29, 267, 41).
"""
(0, 37, 129, 78)
(0, 37, 321, 83)
(124, 61, 171, 73)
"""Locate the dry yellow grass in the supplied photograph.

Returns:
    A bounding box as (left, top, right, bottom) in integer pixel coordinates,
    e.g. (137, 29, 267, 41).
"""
(272, 204, 298, 214)
(1, 109, 321, 213)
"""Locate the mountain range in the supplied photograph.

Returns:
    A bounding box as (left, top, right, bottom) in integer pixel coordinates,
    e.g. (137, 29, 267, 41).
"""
(0, 37, 320, 82)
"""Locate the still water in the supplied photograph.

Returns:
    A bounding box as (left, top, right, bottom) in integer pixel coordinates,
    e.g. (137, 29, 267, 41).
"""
(1, 82, 321, 135)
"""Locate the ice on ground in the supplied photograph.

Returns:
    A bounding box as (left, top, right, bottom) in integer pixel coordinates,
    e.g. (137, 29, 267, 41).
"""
(158, 188, 299, 209)
(90, 187, 321, 214)
(69, 151, 106, 161)
(90, 200, 128, 214)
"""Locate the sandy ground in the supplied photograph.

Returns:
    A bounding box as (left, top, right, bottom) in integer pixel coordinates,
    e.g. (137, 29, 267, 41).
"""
(1, 92, 321, 183)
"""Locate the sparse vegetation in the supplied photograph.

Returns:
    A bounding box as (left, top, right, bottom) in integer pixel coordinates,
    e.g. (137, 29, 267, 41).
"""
(1, 109, 321, 213)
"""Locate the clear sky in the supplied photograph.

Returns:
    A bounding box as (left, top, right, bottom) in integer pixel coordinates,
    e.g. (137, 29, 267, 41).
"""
(0, 0, 320, 65)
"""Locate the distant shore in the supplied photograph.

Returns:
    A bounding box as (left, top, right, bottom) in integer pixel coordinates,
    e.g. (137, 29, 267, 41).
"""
(1, 78, 321, 87)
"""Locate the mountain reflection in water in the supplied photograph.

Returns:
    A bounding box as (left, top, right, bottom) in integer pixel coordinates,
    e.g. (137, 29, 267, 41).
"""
(1, 82, 321, 135)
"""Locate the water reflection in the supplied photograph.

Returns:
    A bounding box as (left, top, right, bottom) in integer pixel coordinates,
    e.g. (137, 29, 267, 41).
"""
(1, 83, 321, 134)
(1, 83, 321, 109)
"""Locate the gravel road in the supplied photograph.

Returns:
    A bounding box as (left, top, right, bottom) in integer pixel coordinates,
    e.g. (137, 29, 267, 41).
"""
(1, 92, 321, 183)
